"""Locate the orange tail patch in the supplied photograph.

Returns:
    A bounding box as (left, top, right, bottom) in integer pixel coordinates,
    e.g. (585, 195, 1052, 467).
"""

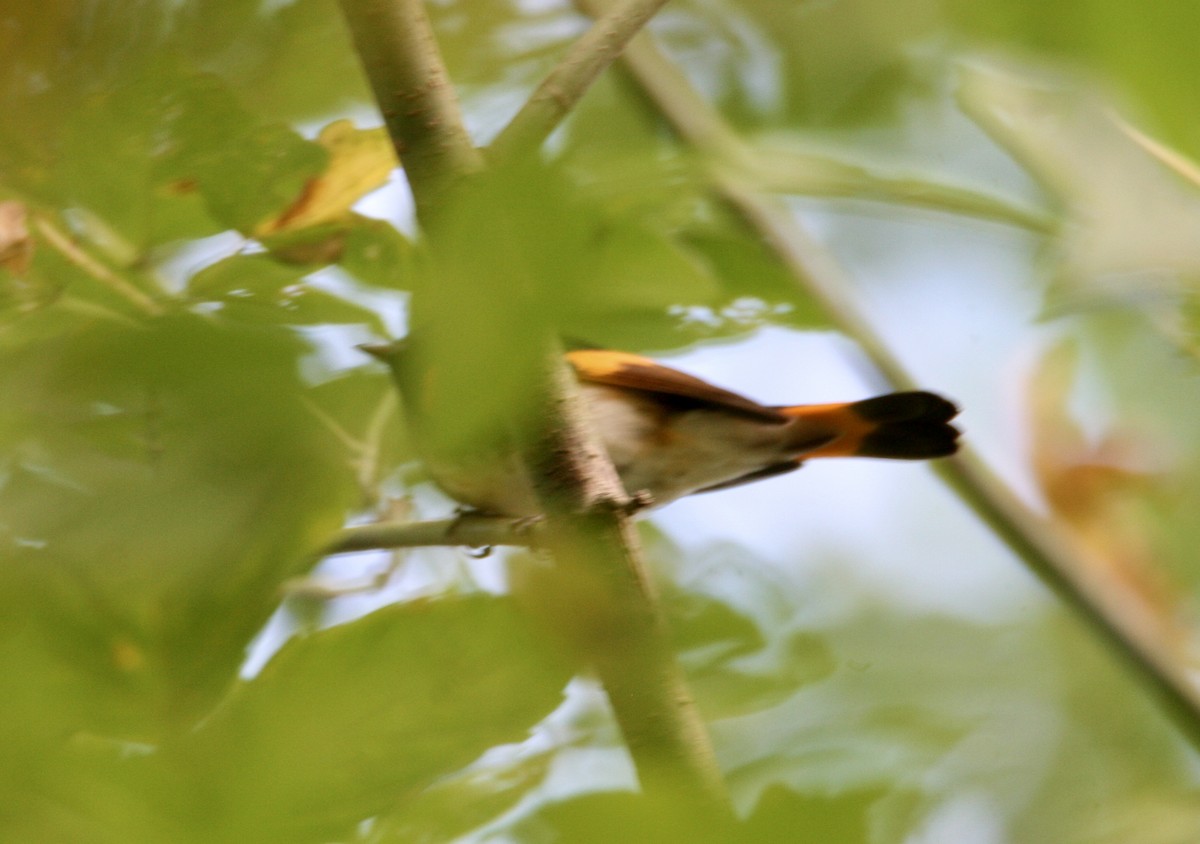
(781, 391, 960, 460)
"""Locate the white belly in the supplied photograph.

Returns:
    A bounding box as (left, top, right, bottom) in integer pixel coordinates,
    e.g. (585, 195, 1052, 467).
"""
(582, 384, 791, 507)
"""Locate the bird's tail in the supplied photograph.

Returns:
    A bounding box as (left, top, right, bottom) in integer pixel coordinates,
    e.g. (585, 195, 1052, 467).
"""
(778, 391, 960, 460)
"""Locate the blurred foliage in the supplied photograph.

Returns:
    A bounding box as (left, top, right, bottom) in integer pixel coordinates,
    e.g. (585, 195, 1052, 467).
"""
(2, 0, 1200, 842)
(175, 596, 573, 842)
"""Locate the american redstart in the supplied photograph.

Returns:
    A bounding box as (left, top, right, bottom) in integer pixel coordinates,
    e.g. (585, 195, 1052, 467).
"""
(363, 343, 960, 516)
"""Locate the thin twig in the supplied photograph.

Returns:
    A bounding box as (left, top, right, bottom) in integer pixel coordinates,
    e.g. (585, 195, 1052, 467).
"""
(576, 0, 1200, 753)
(302, 396, 363, 454)
(487, 0, 672, 163)
(1115, 114, 1200, 190)
(302, 389, 398, 501)
(323, 514, 534, 555)
(33, 215, 163, 316)
(356, 388, 398, 494)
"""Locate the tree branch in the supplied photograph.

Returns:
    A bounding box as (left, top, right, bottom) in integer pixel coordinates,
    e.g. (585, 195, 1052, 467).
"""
(576, 0, 1200, 753)
(487, 0, 672, 163)
(336, 0, 482, 221)
(934, 452, 1200, 744)
(518, 342, 731, 808)
(337, 0, 730, 814)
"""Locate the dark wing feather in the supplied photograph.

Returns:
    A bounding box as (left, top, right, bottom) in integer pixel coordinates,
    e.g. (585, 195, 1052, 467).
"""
(567, 349, 788, 423)
(693, 460, 806, 493)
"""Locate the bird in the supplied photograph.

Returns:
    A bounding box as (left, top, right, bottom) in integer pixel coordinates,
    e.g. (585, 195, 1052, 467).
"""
(363, 343, 960, 517)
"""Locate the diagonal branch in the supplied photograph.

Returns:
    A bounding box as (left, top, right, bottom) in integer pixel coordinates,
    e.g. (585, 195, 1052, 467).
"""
(487, 0, 673, 163)
(574, 0, 1200, 752)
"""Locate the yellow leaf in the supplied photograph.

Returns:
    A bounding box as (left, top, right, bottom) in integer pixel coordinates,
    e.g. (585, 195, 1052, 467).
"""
(254, 120, 396, 237)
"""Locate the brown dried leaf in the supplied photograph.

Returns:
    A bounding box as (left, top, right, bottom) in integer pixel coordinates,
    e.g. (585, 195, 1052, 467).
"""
(1028, 339, 1186, 651)
(0, 201, 33, 274)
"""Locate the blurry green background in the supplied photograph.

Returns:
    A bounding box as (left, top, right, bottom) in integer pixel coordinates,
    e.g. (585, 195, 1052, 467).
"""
(3, 0, 1200, 841)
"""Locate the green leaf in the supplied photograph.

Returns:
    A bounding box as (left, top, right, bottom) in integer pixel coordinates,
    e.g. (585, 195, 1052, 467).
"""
(582, 219, 721, 314)
(681, 223, 831, 329)
(428, 0, 567, 93)
(174, 0, 372, 122)
(648, 530, 835, 720)
(505, 791, 734, 844)
(189, 255, 389, 333)
(669, 584, 830, 721)
(188, 254, 309, 297)
(945, 0, 1200, 160)
(0, 314, 356, 738)
(217, 285, 389, 333)
(156, 76, 327, 233)
(304, 367, 411, 472)
(338, 217, 413, 290)
(741, 785, 882, 844)
(47, 62, 325, 250)
(369, 746, 557, 842)
(254, 214, 412, 285)
(174, 596, 572, 843)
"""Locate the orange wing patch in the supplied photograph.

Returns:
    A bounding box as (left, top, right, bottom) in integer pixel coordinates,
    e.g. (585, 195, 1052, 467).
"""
(567, 349, 787, 423)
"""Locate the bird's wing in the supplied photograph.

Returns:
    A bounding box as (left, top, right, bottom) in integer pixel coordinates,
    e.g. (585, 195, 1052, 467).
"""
(690, 460, 807, 494)
(567, 349, 788, 423)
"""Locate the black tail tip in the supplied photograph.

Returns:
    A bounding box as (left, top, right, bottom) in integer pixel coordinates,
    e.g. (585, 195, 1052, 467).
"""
(852, 391, 959, 424)
(853, 391, 961, 459)
(859, 421, 961, 459)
